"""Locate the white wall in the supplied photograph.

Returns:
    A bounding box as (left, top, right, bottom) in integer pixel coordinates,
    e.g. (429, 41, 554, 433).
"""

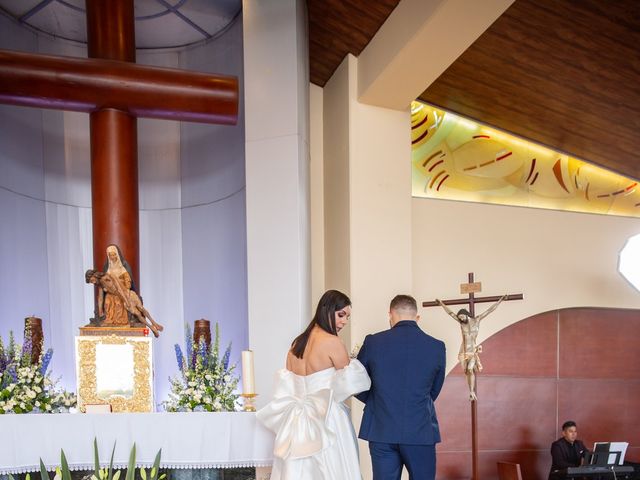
(179, 18, 248, 388)
(0, 13, 54, 362)
(413, 197, 640, 372)
(310, 84, 325, 303)
(321, 54, 413, 480)
(322, 55, 352, 319)
(243, 0, 311, 405)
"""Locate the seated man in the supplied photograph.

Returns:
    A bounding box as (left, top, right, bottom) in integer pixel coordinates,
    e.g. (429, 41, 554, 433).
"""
(549, 420, 588, 479)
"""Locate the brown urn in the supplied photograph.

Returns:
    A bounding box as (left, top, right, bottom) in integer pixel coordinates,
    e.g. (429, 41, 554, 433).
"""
(193, 319, 212, 349)
(24, 316, 44, 364)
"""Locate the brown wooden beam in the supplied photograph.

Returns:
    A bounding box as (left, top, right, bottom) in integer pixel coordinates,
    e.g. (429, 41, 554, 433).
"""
(0, 49, 238, 125)
(422, 294, 523, 308)
(90, 108, 139, 288)
(86, 0, 139, 291)
(87, 0, 135, 62)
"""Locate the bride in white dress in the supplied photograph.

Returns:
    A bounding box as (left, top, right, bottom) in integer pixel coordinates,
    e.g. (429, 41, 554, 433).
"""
(257, 290, 371, 480)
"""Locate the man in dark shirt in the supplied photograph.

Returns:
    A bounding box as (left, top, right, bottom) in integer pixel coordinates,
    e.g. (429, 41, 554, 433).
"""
(549, 420, 588, 479)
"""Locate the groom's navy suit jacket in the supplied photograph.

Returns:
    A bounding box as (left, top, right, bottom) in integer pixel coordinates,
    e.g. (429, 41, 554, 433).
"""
(356, 320, 446, 445)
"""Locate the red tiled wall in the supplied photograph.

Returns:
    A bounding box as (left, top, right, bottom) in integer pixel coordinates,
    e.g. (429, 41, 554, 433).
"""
(435, 308, 640, 480)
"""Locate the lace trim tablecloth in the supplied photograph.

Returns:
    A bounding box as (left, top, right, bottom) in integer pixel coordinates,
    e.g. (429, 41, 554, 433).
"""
(0, 412, 274, 474)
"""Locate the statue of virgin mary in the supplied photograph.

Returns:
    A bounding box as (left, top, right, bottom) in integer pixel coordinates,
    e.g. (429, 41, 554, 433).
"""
(99, 244, 136, 326)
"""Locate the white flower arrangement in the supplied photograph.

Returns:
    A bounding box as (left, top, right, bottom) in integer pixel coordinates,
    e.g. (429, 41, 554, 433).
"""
(0, 330, 77, 414)
(162, 322, 240, 412)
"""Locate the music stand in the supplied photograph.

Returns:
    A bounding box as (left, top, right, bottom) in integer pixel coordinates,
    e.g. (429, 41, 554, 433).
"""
(590, 443, 621, 466)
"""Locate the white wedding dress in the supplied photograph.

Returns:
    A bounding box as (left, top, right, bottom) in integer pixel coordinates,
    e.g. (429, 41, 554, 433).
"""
(257, 360, 371, 480)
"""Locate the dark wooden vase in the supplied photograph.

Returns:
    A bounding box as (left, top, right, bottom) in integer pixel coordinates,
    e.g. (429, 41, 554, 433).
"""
(193, 319, 211, 349)
(24, 316, 44, 363)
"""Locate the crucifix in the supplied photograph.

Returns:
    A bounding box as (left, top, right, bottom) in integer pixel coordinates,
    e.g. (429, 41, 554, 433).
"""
(0, 0, 238, 292)
(423, 272, 523, 480)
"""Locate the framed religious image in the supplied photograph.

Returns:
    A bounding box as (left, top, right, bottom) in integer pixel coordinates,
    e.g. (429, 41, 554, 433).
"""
(75, 336, 153, 412)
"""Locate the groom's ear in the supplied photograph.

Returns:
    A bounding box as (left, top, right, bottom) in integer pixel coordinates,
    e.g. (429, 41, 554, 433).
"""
(415, 314, 421, 323)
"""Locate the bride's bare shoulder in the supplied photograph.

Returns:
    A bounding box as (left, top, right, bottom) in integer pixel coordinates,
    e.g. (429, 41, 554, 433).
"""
(312, 328, 341, 342)
(311, 331, 347, 357)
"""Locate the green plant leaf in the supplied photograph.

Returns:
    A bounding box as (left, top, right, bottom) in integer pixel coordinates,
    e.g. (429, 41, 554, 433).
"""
(40, 459, 50, 480)
(108, 441, 116, 480)
(124, 443, 136, 480)
(151, 449, 162, 480)
(7, 473, 15, 480)
(93, 437, 100, 478)
(140, 468, 146, 480)
(158, 474, 166, 480)
(26, 473, 31, 480)
(112, 471, 121, 480)
(60, 450, 72, 480)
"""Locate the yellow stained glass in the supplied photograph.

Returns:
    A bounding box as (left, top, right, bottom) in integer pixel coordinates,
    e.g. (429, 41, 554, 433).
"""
(411, 101, 640, 217)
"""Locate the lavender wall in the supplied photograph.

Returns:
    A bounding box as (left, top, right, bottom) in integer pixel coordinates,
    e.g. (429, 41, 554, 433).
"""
(179, 18, 248, 377)
(0, 15, 51, 351)
(0, 12, 248, 406)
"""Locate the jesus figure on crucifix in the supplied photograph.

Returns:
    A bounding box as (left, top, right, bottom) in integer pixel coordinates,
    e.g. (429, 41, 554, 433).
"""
(436, 295, 507, 400)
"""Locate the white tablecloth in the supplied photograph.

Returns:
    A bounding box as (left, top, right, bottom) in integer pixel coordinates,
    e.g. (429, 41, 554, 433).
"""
(0, 412, 274, 474)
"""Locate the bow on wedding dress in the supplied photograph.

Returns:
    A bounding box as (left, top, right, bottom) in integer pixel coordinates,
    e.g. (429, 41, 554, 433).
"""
(258, 388, 336, 460)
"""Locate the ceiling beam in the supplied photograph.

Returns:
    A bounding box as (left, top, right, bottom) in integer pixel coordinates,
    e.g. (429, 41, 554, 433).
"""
(357, 0, 514, 110)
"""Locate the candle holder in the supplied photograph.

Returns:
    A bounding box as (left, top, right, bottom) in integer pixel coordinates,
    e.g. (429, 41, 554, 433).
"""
(240, 393, 258, 412)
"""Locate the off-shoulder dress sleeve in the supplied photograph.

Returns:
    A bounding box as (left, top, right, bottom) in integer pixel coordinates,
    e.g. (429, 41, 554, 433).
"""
(331, 359, 371, 403)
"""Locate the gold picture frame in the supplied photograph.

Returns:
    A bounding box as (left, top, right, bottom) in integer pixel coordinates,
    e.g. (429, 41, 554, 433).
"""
(75, 335, 153, 412)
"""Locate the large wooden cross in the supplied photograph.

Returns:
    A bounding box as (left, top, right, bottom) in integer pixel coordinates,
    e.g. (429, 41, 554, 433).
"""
(0, 0, 238, 290)
(423, 272, 523, 480)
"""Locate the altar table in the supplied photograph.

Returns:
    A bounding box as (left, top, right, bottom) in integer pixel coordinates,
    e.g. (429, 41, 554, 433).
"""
(0, 412, 274, 474)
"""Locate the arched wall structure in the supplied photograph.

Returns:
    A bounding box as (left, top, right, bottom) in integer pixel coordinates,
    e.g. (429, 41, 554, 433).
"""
(0, 12, 248, 404)
(436, 307, 640, 480)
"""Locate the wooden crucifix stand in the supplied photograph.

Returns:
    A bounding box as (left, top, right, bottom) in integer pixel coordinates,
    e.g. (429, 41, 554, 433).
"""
(423, 273, 523, 480)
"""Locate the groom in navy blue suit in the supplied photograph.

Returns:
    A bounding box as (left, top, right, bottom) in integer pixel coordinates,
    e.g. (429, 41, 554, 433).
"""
(356, 294, 446, 480)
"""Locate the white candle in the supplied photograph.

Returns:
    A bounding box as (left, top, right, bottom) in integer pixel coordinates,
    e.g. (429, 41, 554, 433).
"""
(241, 350, 256, 394)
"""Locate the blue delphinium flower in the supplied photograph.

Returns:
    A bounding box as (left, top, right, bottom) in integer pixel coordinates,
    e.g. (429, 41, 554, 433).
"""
(8, 331, 16, 360)
(0, 336, 7, 374)
(40, 348, 53, 376)
(198, 339, 208, 367)
(0, 331, 78, 414)
(162, 322, 240, 413)
(185, 324, 194, 368)
(7, 365, 18, 383)
(174, 344, 184, 372)
(21, 332, 33, 366)
(222, 344, 231, 371)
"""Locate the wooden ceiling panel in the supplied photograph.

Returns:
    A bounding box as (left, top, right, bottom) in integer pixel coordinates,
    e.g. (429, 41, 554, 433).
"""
(420, 0, 640, 180)
(307, 0, 400, 86)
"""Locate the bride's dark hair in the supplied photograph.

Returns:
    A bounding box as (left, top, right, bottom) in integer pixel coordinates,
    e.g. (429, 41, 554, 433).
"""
(290, 289, 351, 359)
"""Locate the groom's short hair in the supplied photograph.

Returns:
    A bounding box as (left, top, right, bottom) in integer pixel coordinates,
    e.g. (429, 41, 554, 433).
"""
(390, 295, 418, 313)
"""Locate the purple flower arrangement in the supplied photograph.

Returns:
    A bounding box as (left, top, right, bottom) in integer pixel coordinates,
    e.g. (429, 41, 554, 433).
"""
(0, 329, 76, 414)
(163, 322, 239, 412)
